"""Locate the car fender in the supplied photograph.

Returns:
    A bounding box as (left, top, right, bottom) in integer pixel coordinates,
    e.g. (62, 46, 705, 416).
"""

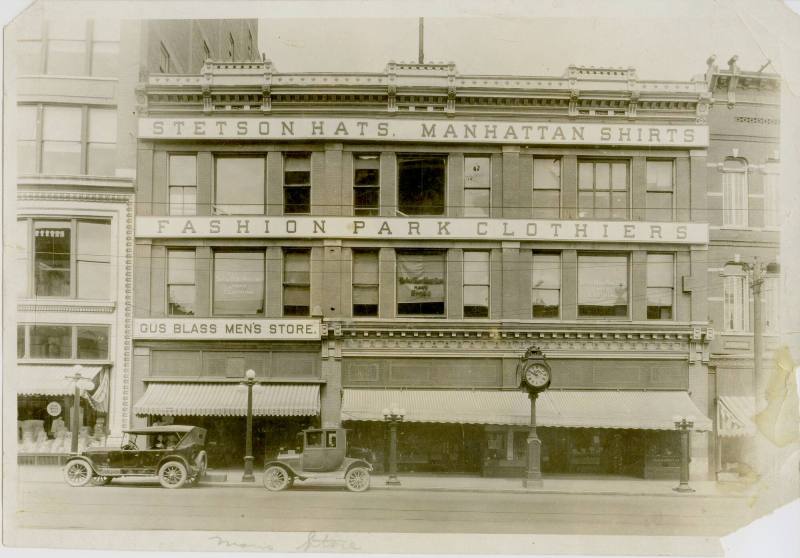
(344, 458, 373, 473)
(263, 460, 302, 479)
(64, 456, 100, 475)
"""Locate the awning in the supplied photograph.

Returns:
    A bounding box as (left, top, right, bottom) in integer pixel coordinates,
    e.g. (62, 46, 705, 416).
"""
(133, 383, 320, 417)
(17, 365, 103, 397)
(717, 396, 756, 437)
(341, 389, 712, 431)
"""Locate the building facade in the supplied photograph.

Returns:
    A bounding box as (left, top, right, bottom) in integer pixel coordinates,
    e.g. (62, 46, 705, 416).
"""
(132, 60, 719, 479)
(9, 8, 257, 459)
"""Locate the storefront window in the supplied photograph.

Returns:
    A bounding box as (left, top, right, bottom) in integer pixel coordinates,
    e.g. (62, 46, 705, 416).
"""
(353, 154, 380, 216)
(646, 160, 674, 222)
(169, 155, 197, 216)
(646, 253, 674, 320)
(283, 249, 311, 316)
(76, 220, 111, 299)
(578, 254, 628, 317)
(284, 153, 311, 214)
(463, 251, 489, 318)
(397, 155, 446, 215)
(34, 220, 71, 297)
(578, 160, 628, 219)
(77, 326, 109, 359)
(168, 249, 196, 315)
(215, 157, 265, 215)
(352, 249, 379, 317)
(463, 156, 490, 217)
(533, 158, 561, 219)
(213, 251, 264, 315)
(87, 108, 117, 176)
(29, 325, 71, 359)
(532, 252, 561, 318)
(396, 250, 446, 316)
(21, 323, 110, 360)
(42, 106, 82, 175)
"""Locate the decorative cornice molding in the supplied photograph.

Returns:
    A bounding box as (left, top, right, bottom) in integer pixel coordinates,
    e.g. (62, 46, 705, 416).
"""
(18, 302, 116, 314)
(18, 191, 133, 204)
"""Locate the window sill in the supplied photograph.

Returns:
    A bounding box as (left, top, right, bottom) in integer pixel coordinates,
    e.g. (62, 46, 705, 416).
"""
(17, 299, 117, 313)
(18, 359, 113, 366)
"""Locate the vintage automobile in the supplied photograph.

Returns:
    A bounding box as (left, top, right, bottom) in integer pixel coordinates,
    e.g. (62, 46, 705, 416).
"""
(62, 425, 208, 489)
(262, 427, 372, 492)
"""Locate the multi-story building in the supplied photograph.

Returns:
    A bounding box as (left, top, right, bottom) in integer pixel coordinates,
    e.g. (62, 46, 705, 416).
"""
(8, 7, 257, 460)
(132, 59, 719, 479)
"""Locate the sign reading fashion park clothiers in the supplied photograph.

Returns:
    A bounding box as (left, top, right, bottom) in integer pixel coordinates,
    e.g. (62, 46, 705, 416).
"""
(133, 318, 321, 340)
(136, 217, 708, 244)
(138, 117, 708, 147)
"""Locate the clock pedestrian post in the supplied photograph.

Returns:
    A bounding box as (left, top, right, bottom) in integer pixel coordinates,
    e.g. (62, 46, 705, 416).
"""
(516, 347, 551, 489)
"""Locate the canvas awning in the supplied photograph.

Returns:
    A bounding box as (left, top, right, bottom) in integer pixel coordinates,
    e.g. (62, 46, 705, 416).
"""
(341, 389, 711, 431)
(133, 383, 320, 417)
(717, 396, 756, 437)
(17, 365, 104, 397)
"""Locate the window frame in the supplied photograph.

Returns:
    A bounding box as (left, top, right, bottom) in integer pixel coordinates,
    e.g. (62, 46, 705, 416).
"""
(645, 159, 675, 222)
(532, 157, 562, 219)
(167, 249, 197, 316)
(645, 252, 675, 321)
(577, 252, 630, 319)
(213, 155, 266, 215)
(283, 248, 311, 317)
(463, 155, 491, 218)
(462, 250, 490, 318)
(212, 250, 266, 316)
(17, 322, 111, 362)
(395, 249, 447, 317)
(169, 154, 198, 216)
(353, 153, 380, 216)
(723, 273, 750, 332)
(721, 158, 749, 228)
(283, 152, 312, 215)
(396, 154, 447, 216)
(352, 249, 380, 317)
(577, 159, 630, 220)
(532, 251, 561, 319)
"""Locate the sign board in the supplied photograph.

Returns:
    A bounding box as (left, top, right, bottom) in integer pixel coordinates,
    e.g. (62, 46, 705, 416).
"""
(137, 217, 708, 245)
(46, 402, 62, 417)
(134, 318, 322, 340)
(139, 117, 709, 147)
(76, 379, 95, 391)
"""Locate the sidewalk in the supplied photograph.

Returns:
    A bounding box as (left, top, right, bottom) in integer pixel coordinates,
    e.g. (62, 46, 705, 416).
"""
(15, 464, 754, 497)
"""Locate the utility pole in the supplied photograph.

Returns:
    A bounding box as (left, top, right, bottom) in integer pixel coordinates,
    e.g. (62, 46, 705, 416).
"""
(418, 18, 424, 64)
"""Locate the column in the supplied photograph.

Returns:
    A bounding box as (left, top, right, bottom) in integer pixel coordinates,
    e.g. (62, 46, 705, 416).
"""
(630, 156, 646, 221)
(196, 151, 213, 216)
(266, 151, 283, 216)
(322, 240, 343, 318)
(134, 242, 152, 318)
(265, 247, 283, 317)
(501, 242, 522, 319)
(152, 151, 168, 217)
(631, 250, 647, 321)
(561, 155, 578, 220)
(149, 245, 166, 317)
(448, 153, 464, 218)
(380, 152, 396, 216)
(378, 248, 395, 318)
(319, 144, 342, 216)
(502, 146, 522, 218)
(194, 246, 212, 317)
(447, 248, 463, 319)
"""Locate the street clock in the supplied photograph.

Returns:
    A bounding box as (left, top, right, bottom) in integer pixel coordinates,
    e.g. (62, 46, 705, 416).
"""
(516, 347, 551, 393)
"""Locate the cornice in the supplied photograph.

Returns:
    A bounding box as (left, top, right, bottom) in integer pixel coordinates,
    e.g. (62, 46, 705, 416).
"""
(18, 190, 133, 203)
(18, 301, 116, 314)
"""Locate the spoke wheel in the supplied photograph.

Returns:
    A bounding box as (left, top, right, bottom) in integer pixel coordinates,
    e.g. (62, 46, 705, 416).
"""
(263, 466, 291, 491)
(158, 461, 188, 489)
(345, 467, 370, 492)
(63, 460, 93, 487)
(195, 451, 208, 478)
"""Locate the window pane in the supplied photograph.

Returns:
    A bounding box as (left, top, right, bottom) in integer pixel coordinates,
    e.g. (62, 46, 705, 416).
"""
(463, 251, 489, 285)
(77, 260, 110, 299)
(284, 186, 311, 214)
(353, 285, 379, 305)
(42, 106, 81, 140)
(578, 255, 628, 317)
(88, 108, 116, 142)
(532, 289, 560, 318)
(168, 285, 196, 316)
(42, 106, 81, 174)
(647, 161, 673, 191)
(17, 40, 42, 75)
(17, 105, 38, 174)
(595, 163, 610, 190)
(170, 156, 196, 185)
(46, 39, 85, 75)
(213, 251, 264, 315)
(87, 144, 115, 176)
(532, 253, 560, 288)
(464, 156, 491, 189)
(464, 189, 490, 217)
(647, 254, 674, 287)
(284, 153, 310, 172)
(353, 250, 379, 284)
(398, 155, 446, 215)
(283, 286, 310, 315)
(578, 192, 594, 218)
(611, 191, 628, 220)
(91, 19, 120, 41)
(646, 192, 673, 222)
(354, 168, 379, 186)
(354, 187, 379, 212)
(611, 163, 628, 190)
(397, 250, 445, 314)
(284, 250, 311, 284)
(42, 141, 81, 174)
(169, 186, 197, 216)
(533, 158, 560, 190)
(578, 162, 593, 190)
(29, 325, 71, 358)
(168, 250, 195, 284)
(594, 192, 611, 218)
(77, 221, 110, 261)
(463, 285, 489, 306)
(215, 158, 264, 214)
(532, 190, 560, 219)
(647, 287, 673, 320)
(77, 326, 109, 359)
(34, 221, 71, 296)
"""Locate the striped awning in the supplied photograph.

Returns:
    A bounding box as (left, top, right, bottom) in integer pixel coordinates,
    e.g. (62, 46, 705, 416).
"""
(133, 383, 320, 417)
(341, 389, 711, 431)
(17, 365, 103, 397)
(717, 396, 756, 437)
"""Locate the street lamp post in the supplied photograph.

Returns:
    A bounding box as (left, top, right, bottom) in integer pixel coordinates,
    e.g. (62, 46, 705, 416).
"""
(382, 405, 405, 486)
(516, 347, 551, 489)
(241, 369, 257, 482)
(673, 415, 695, 493)
(64, 365, 94, 454)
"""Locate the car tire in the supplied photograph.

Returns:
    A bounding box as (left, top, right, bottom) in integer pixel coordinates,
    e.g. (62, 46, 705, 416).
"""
(345, 467, 370, 492)
(158, 461, 188, 489)
(63, 460, 94, 487)
(263, 466, 291, 491)
(195, 450, 208, 479)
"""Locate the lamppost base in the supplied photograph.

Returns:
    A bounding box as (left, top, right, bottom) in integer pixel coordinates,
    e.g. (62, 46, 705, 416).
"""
(673, 484, 695, 493)
(386, 476, 402, 486)
(522, 477, 543, 489)
(242, 456, 255, 482)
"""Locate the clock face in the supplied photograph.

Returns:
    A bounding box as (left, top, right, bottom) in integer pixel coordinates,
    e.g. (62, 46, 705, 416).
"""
(524, 364, 550, 388)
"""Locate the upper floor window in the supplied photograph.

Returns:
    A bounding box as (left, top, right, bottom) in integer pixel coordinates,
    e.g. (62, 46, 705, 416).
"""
(284, 153, 311, 214)
(578, 161, 628, 220)
(396, 249, 445, 316)
(646, 160, 674, 222)
(18, 323, 109, 360)
(463, 156, 491, 217)
(397, 155, 446, 216)
(227, 33, 235, 61)
(532, 252, 560, 318)
(283, 249, 311, 316)
(87, 107, 116, 176)
(722, 158, 748, 227)
(463, 251, 489, 318)
(532, 158, 561, 219)
(352, 249, 379, 317)
(578, 254, 628, 317)
(16, 14, 43, 75)
(90, 19, 120, 77)
(46, 19, 86, 75)
(763, 161, 780, 228)
(213, 251, 264, 315)
(646, 253, 674, 320)
(17, 105, 38, 175)
(167, 249, 196, 316)
(353, 154, 380, 216)
(21, 218, 112, 300)
(215, 157, 265, 215)
(42, 105, 82, 174)
(169, 155, 197, 216)
(723, 274, 749, 331)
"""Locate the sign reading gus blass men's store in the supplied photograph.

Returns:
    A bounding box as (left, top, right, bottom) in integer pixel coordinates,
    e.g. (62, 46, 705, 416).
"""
(139, 117, 708, 147)
(134, 318, 321, 340)
(137, 217, 708, 244)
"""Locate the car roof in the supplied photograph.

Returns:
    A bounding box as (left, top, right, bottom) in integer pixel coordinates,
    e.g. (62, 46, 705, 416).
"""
(122, 425, 197, 434)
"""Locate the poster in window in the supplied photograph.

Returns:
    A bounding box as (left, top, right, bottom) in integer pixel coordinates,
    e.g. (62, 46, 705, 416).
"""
(397, 253, 445, 304)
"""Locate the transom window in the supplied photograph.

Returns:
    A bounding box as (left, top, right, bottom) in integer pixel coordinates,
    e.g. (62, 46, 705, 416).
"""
(722, 159, 748, 227)
(646, 160, 674, 222)
(463, 251, 489, 318)
(397, 155, 446, 216)
(352, 249, 379, 317)
(532, 158, 561, 219)
(215, 157, 265, 215)
(18, 323, 110, 360)
(169, 155, 197, 216)
(532, 252, 561, 318)
(578, 160, 629, 219)
(578, 254, 628, 317)
(213, 251, 265, 315)
(353, 154, 380, 216)
(283, 249, 311, 316)
(646, 253, 674, 320)
(284, 153, 311, 214)
(396, 250, 446, 316)
(463, 156, 491, 217)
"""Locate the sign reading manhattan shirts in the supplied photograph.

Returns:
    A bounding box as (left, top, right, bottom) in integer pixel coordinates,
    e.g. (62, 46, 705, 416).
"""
(134, 318, 321, 340)
(137, 217, 708, 244)
(139, 117, 708, 147)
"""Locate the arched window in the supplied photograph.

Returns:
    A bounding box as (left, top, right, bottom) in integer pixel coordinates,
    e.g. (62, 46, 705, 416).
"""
(722, 158, 748, 227)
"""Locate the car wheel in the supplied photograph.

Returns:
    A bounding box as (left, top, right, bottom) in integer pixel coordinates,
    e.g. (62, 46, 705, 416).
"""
(345, 467, 370, 492)
(195, 450, 208, 479)
(263, 466, 291, 491)
(158, 461, 188, 489)
(63, 460, 93, 487)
